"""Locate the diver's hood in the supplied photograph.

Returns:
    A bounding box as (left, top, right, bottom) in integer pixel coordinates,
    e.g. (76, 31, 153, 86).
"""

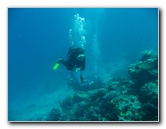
(77, 54, 85, 61)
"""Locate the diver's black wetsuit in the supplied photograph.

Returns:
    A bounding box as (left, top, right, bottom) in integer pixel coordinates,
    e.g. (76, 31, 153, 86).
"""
(61, 47, 85, 71)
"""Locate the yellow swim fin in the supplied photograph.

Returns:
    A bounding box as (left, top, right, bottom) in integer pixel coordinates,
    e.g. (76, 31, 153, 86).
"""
(53, 61, 60, 70)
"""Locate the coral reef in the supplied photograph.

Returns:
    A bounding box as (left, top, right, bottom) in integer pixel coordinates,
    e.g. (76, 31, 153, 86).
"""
(46, 50, 158, 121)
(110, 95, 143, 121)
(128, 50, 158, 121)
(128, 50, 158, 86)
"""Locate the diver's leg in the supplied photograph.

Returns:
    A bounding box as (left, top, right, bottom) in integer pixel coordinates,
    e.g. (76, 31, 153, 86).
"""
(60, 58, 67, 67)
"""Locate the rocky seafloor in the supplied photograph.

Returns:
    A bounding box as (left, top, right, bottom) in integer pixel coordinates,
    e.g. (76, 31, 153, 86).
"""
(46, 50, 158, 121)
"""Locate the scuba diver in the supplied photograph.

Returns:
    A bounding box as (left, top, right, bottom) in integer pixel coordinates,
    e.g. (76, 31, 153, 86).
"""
(53, 46, 85, 83)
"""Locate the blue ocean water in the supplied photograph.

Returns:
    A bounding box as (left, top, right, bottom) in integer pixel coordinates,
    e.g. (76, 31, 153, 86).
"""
(8, 8, 158, 121)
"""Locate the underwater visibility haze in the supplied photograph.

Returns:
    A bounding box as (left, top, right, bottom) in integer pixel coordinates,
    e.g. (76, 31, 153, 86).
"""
(8, 8, 158, 121)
